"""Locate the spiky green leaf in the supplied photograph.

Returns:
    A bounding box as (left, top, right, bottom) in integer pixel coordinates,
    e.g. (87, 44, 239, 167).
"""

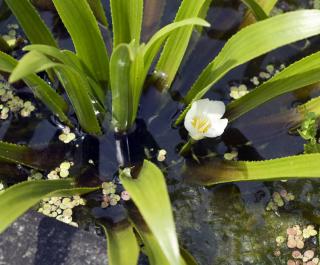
(52, 0, 109, 86)
(155, 0, 211, 88)
(225, 51, 320, 121)
(110, 0, 143, 48)
(240, 0, 268, 21)
(0, 179, 98, 233)
(184, 154, 320, 186)
(4, 0, 57, 47)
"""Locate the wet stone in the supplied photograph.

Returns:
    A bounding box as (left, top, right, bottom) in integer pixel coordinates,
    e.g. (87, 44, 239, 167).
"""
(0, 211, 108, 265)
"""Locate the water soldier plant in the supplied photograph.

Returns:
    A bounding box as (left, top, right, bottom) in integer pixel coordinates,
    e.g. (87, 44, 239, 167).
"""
(1, 0, 320, 264)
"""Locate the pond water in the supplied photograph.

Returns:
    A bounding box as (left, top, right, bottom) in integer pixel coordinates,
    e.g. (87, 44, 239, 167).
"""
(2, 0, 320, 264)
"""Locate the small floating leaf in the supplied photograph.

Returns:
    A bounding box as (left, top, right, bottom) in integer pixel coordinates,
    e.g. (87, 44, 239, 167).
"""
(0, 179, 99, 233)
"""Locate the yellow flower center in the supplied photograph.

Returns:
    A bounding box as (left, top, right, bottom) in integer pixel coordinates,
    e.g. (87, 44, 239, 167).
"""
(191, 116, 211, 134)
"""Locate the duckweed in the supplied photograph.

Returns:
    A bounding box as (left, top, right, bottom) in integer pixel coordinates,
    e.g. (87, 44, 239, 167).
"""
(47, 161, 73, 180)
(38, 195, 85, 227)
(0, 81, 36, 120)
(58, 126, 76, 143)
(157, 149, 167, 162)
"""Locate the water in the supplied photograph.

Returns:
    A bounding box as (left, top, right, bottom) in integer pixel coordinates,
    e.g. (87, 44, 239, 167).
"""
(1, 0, 320, 264)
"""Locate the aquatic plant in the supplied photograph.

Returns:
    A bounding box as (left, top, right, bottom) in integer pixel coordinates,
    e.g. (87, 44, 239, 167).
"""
(1, 0, 320, 264)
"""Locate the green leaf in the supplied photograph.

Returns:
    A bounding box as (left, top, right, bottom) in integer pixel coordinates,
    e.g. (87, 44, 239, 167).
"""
(130, 44, 145, 127)
(155, 0, 211, 89)
(0, 179, 99, 233)
(120, 160, 181, 265)
(87, 0, 109, 27)
(23, 45, 76, 66)
(110, 44, 133, 131)
(240, 0, 268, 20)
(254, 0, 278, 14)
(184, 154, 320, 186)
(0, 141, 60, 170)
(176, 10, 320, 125)
(110, 0, 143, 48)
(100, 222, 140, 265)
(144, 18, 210, 74)
(180, 248, 198, 265)
(297, 96, 320, 119)
(9, 51, 58, 83)
(52, 0, 109, 86)
(4, 0, 57, 47)
(0, 51, 70, 125)
(241, 0, 277, 27)
(23, 45, 106, 108)
(128, 209, 173, 265)
(10, 50, 101, 134)
(0, 35, 11, 52)
(24, 75, 71, 126)
(225, 51, 320, 122)
(54, 65, 102, 134)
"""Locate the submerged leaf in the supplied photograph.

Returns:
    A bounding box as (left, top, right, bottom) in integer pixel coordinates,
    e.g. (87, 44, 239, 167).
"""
(0, 179, 99, 233)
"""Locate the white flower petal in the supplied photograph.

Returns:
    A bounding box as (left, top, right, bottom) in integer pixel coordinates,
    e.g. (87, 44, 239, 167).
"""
(184, 99, 227, 140)
(184, 103, 198, 132)
(204, 118, 228, 138)
(191, 99, 225, 118)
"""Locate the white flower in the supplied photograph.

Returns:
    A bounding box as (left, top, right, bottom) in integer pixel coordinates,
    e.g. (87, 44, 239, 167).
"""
(184, 99, 228, 140)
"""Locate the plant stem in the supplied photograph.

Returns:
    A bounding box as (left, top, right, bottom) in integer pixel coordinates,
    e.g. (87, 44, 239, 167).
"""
(179, 138, 195, 156)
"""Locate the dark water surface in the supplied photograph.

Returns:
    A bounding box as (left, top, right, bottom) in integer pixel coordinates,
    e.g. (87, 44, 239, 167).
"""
(2, 0, 320, 264)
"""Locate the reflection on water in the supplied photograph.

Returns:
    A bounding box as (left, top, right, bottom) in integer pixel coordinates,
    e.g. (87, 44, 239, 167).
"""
(1, 0, 320, 264)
